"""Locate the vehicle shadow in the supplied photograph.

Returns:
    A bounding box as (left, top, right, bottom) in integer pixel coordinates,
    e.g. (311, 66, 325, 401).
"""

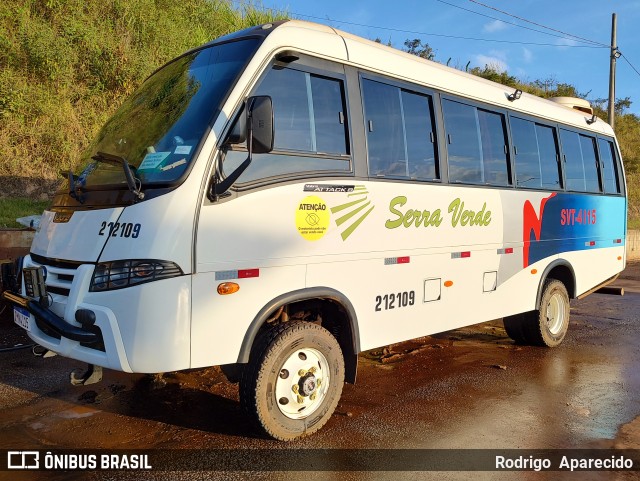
(0, 322, 265, 442)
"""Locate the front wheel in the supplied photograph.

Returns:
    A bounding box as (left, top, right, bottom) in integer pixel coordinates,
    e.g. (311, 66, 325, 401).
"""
(240, 321, 345, 441)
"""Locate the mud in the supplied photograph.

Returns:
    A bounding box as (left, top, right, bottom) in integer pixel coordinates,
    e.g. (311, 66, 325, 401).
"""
(1, 262, 640, 480)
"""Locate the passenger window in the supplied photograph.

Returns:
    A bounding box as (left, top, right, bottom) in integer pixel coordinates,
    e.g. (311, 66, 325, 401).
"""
(362, 79, 438, 180)
(478, 109, 509, 186)
(223, 66, 350, 183)
(443, 100, 482, 183)
(536, 124, 562, 189)
(443, 99, 510, 185)
(560, 130, 602, 193)
(598, 138, 621, 194)
(511, 117, 561, 189)
(579, 135, 601, 193)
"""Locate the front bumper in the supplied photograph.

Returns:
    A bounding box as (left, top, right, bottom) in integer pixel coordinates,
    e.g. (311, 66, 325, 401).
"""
(3, 290, 100, 344)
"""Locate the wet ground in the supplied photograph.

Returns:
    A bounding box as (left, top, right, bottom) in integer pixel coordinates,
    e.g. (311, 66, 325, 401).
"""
(1, 262, 640, 480)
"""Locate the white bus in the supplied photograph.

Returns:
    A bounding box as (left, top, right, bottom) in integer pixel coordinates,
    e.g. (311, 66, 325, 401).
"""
(4, 20, 627, 440)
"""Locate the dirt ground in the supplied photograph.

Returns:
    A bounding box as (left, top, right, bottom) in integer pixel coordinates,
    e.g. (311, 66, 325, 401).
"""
(1, 262, 640, 480)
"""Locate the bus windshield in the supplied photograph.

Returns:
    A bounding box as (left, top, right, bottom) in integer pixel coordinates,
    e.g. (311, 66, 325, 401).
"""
(77, 38, 259, 189)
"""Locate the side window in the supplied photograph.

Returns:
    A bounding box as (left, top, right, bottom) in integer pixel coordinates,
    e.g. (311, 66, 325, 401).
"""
(579, 135, 601, 193)
(536, 124, 562, 189)
(223, 66, 350, 183)
(478, 109, 509, 185)
(560, 130, 601, 193)
(598, 138, 621, 194)
(362, 78, 438, 180)
(511, 117, 561, 189)
(443, 99, 510, 185)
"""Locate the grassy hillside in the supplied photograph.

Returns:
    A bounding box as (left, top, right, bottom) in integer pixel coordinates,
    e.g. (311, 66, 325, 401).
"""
(0, 0, 284, 184)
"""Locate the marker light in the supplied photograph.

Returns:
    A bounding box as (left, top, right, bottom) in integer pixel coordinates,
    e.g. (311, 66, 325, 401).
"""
(217, 282, 240, 295)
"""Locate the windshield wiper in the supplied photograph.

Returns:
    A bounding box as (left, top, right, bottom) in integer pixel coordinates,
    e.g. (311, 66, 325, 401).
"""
(61, 170, 85, 203)
(92, 152, 145, 201)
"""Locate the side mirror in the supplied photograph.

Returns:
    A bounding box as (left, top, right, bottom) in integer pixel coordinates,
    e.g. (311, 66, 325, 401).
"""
(248, 95, 274, 154)
(211, 95, 274, 199)
(226, 105, 247, 145)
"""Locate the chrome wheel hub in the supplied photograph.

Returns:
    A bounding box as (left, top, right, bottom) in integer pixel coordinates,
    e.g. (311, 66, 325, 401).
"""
(546, 291, 566, 335)
(275, 348, 330, 420)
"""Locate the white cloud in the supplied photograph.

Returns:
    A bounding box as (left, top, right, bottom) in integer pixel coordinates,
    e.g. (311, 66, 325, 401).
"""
(474, 54, 509, 72)
(483, 19, 508, 33)
(556, 38, 579, 49)
(522, 47, 533, 63)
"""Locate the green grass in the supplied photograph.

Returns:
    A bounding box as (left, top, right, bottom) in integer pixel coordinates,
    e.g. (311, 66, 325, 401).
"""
(0, 0, 287, 180)
(0, 198, 50, 228)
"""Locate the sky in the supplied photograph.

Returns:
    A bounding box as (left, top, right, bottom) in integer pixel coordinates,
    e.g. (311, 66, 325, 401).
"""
(255, 0, 640, 116)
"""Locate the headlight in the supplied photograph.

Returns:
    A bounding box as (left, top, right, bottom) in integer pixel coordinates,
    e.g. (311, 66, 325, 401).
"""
(90, 260, 183, 292)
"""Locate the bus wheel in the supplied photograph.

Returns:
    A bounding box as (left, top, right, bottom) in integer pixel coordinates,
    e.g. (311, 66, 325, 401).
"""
(528, 279, 570, 347)
(504, 279, 570, 347)
(240, 321, 345, 441)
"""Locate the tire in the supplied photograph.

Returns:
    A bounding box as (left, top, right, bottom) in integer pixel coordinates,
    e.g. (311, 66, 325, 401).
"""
(503, 311, 534, 345)
(503, 279, 570, 347)
(240, 321, 345, 441)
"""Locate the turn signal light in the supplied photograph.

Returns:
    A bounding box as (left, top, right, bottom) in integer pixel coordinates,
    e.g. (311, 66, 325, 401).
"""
(217, 282, 240, 295)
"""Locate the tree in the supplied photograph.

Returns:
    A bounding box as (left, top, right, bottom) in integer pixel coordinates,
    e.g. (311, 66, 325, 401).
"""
(403, 39, 435, 60)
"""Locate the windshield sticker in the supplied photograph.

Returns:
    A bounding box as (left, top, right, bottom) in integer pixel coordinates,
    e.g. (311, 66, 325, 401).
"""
(296, 196, 330, 241)
(174, 145, 192, 155)
(139, 152, 171, 170)
(161, 159, 187, 171)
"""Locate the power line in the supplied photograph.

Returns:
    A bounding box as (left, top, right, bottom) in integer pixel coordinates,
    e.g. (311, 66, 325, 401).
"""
(466, 0, 610, 48)
(621, 53, 640, 79)
(238, 2, 608, 49)
(434, 0, 602, 47)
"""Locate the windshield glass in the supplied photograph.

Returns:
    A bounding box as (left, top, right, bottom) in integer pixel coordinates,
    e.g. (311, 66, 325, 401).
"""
(78, 38, 259, 188)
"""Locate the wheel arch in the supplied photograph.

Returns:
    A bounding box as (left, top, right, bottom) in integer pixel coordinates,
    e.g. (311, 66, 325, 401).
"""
(236, 287, 360, 383)
(536, 259, 576, 308)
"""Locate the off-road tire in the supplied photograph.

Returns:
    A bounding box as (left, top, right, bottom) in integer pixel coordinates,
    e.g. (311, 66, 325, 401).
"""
(240, 321, 345, 441)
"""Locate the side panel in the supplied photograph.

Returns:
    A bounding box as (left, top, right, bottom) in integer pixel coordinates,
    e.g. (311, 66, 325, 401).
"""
(193, 180, 626, 363)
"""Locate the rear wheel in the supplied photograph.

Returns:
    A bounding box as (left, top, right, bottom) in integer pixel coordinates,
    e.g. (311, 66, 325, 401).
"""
(503, 279, 570, 347)
(240, 321, 345, 441)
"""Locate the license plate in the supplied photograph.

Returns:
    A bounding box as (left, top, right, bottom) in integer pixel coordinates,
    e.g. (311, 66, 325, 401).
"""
(13, 306, 32, 332)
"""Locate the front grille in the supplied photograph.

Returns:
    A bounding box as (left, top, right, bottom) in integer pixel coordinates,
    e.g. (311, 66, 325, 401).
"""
(26, 255, 105, 352)
(28, 254, 83, 298)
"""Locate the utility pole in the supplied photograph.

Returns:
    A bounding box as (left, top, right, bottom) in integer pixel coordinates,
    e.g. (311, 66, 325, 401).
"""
(608, 13, 618, 128)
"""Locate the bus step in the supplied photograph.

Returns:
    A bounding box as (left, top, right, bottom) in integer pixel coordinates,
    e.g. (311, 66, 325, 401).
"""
(70, 364, 103, 386)
(595, 286, 624, 296)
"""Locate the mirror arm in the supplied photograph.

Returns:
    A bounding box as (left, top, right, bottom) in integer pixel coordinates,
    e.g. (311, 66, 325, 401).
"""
(213, 101, 255, 199)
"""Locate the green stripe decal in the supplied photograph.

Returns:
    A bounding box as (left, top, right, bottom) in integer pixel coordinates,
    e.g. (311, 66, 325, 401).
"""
(335, 201, 371, 226)
(341, 206, 375, 240)
(348, 191, 369, 197)
(330, 197, 366, 213)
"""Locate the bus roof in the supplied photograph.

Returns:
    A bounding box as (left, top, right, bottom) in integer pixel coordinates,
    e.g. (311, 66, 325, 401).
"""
(257, 20, 614, 137)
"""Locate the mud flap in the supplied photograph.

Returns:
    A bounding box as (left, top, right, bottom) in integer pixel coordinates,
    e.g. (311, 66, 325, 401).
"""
(70, 364, 103, 386)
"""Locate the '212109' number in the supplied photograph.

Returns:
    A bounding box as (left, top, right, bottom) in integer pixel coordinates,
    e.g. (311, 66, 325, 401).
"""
(98, 222, 141, 238)
(375, 291, 415, 311)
